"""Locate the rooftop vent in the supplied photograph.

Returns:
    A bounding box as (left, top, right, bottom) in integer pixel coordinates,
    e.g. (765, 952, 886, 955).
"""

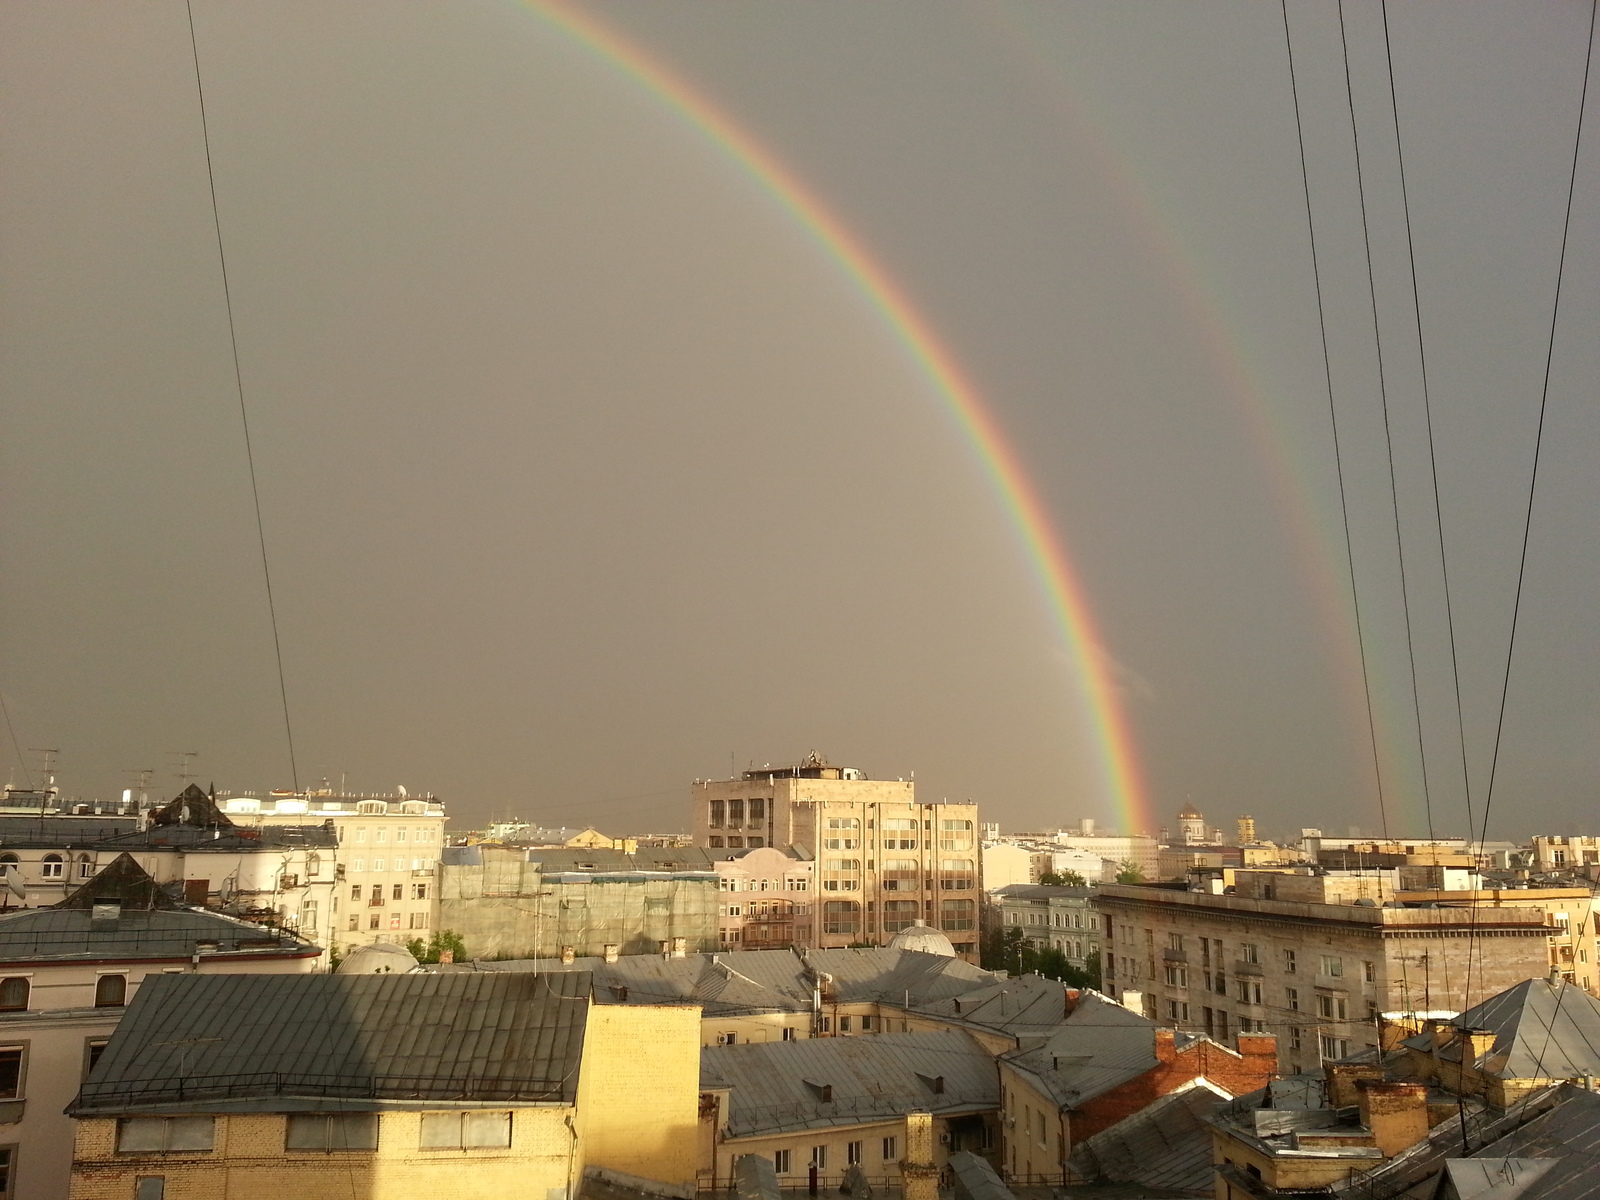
(804, 1080, 833, 1103)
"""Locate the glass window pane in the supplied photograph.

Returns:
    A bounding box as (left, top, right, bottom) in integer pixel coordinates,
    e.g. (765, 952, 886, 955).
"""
(420, 1112, 461, 1148)
(135, 1178, 166, 1200)
(462, 1111, 512, 1148)
(286, 1114, 329, 1150)
(331, 1114, 379, 1149)
(167, 1117, 215, 1151)
(118, 1120, 169, 1152)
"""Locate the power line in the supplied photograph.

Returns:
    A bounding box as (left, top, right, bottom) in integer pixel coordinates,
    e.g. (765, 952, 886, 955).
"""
(1280, 0, 1389, 841)
(0, 691, 31, 790)
(1379, 0, 1474, 844)
(184, 0, 299, 791)
(1477, 0, 1597, 852)
(1338, 0, 1436, 842)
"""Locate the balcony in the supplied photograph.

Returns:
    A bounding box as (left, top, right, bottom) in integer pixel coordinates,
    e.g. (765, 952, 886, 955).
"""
(1162, 948, 1188, 964)
(1234, 960, 1264, 976)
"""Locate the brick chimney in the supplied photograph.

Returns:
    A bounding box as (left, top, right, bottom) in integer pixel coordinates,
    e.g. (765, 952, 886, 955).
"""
(1357, 1080, 1430, 1157)
(1063, 987, 1080, 1018)
(1462, 1028, 1497, 1065)
(560, 945, 575, 965)
(900, 1112, 939, 1200)
(603, 943, 619, 964)
(1236, 1033, 1278, 1063)
(1325, 1062, 1385, 1109)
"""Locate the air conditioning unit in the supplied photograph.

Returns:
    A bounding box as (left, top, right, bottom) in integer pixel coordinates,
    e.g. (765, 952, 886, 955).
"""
(939, 1133, 951, 1145)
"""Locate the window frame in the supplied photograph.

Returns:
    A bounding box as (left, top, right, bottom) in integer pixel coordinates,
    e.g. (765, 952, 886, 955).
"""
(285, 1113, 379, 1152)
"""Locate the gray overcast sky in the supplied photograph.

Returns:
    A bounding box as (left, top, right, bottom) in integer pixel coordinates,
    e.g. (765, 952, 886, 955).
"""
(1, 2, 1595, 841)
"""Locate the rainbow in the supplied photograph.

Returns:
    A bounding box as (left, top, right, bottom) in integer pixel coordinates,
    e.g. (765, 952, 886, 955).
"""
(512, 0, 1156, 835)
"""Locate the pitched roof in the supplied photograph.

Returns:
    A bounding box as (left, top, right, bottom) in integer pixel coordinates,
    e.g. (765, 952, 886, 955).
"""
(0, 905, 317, 965)
(704, 1029, 998, 1138)
(997, 992, 1163, 1107)
(71, 970, 595, 1115)
(0, 815, 141, 847)
(57, 853, 179, 910)
(1066, 1077, 1232, 1193)
(149, 784, 234, 830)
(1405, 979, 1600, 1079)
(1438, 1084, 1600, 1200)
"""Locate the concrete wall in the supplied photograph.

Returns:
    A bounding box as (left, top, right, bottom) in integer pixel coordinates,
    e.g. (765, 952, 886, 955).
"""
(578, 1004, 701, 1188)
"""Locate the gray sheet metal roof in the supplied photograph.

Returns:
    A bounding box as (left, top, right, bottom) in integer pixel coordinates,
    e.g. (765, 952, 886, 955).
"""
(910, 973, 1110, 1039)
(1403, 980, 1600, 1080)
(704, 1029, 998, 1138)
(999, 993, 1161, 1108)
(0, 907, 318, 964)
(0, 815, 141, 846)
(1067, 1078, 1231, 1194)
(71, 970, 595, 1114)
(1446, 1084, 1600, 1200)
(92, 822, 338, 851)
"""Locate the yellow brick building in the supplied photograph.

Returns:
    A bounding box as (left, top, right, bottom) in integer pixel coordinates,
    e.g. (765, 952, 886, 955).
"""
(66, 970, 700, 1200)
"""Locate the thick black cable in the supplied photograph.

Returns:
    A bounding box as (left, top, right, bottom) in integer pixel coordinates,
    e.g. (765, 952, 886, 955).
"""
(184, 0, 299, 791)
(1380, 0, 1474, 846)
(1338, 0, 1436, 843)
(1477, 0, 1596, 852)
(1281, 0, 1390, 841)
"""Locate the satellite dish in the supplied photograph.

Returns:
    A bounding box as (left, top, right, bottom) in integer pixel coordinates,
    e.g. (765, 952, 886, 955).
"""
(3, 866, 25, 900)
(397, 785, 407, 798)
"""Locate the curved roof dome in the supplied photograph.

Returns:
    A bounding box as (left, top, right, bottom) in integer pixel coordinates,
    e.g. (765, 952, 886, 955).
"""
(886, 920, 956, 957)
(1177, 802, 1203, 819)
(335, 942, 420, 975)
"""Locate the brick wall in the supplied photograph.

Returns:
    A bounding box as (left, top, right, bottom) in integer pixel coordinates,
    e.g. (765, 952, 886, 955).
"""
(1068, 1031, 1276, 1143)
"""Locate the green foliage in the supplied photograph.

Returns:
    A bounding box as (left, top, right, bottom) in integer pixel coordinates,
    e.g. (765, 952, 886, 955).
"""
(1114, 860, 1145, 884)
(406, 929, 466, 964)
(979, 925, 1100, 990)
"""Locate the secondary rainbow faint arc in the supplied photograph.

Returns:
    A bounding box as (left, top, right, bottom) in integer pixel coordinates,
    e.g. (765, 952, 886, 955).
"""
(518, 0, 1155, 834)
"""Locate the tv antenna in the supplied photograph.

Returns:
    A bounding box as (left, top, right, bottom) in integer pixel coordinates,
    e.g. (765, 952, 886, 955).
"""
(169, 751, 201, 788)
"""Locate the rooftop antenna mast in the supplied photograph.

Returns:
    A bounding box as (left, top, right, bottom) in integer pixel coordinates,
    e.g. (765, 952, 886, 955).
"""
(170, 751, 200, 790)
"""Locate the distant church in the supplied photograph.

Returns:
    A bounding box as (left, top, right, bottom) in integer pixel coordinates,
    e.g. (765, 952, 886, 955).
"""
(1177, 802, 1207, 846)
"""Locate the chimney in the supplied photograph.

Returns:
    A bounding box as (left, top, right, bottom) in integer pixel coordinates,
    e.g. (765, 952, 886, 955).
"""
(1357, 1080, 1430, 1157)
(671, 936, 687, 958)
(1325, 1063, 1385, 1109)
(1063, 987, 1080, 1018)
(560, 945, 575, 965)
(1237, 1033, 1278, 1062)
(603, 943, 619, 964)
(1155, 1028, 1177, 1063)
(1119, 989, 1144, 1016)
(1462, 1028, 1497, 1065)
(900, 1112, 939, 1200)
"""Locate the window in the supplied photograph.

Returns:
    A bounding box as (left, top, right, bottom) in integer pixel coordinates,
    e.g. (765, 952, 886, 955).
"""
(782, 1027, 798, 1042)
(375, 829, 388, 844)
(1284, 949, 1297, 974)
(419, 1111, 512, 1149)
(395, 827, 408, 844)
(1320, 1035, 1350, 1061)
(372, 859, 385, 872)
(1237, 979, 1262, 1006)
(749, 798, 765, 821)
(847, 1141, 863, 1165)
(95, 975, 127, 1008)
(392, 884, 403, 901)
(307, 853, 322, 877)
(1316, 993, 1347, 1020)
(389, 914, 402, 930)
(824, 817, 859, 851)
(821, 860, 860, 891)
(747, 837, 764, 849)
(717, 1032, 737, 1046)
(1168, 933, 1185, 951)
(727, 799, 745, 828)
(709, 800, 724, 828)
(369, 914, 380, 929)
(413, 884, 428, 900)
(408, 912, 429, 929)
(84, 1039, 109, 1079)
(1286, 987, 1299, 1011)
(1289, 1027, 1302, 1051)
(41, 855, 64, 879)
(822, 901, 860, 935)
(0, 979, 27, 1012)
(882, 818, 918, 849)
(1320, 955, 1343, 978)
(774, 1149, 791, 1175)
(882, 1136, 898, 1160)
(938, 819, 973, 851)
(286, 1114, 379, 1150)
(355, 827, 368, 842)
(135, 1179, 164, 1200)
(1364, 961, 1377, 984)
(881, 858, 920, 891)
(353, 860, 365, 874)
(1216, 1011, 1230, 1041)
(708, 837, 723, 848)
(939, 859, 975, 889)
(810, 1146, 827, 1170)
(1242, 943, 1260, 965)
(78, 855, 94, 879)
(1166, 999, 1189, 1022)
(348, 915, 359, 931)
(1164, 965, 1188, 988)
(940, 899, 975, 930)
(0, 1048, 20, 1099)
(117, 1117, 216, 1153)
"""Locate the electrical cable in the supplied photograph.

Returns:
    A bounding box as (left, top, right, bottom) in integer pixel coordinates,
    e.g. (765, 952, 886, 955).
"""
(184, 0, 299, 792)
(1280, 0, 1390, 841)
(1476, 0, 1596, 853)
(1338, 0, 1436, 844)
(0, 690, 31, 790)
(1380, 0, 1474, 844)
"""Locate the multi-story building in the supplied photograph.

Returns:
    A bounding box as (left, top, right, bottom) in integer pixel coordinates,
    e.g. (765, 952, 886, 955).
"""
(1095, 872, 1553, 1076)
(1043, 831, 1160, 881)
(219, 787, 447, 952)
(1531, 834, 1600, 872)
(0, 854, 320, 1200)
(691, 756, 980, 960)
(714, 847, 814, 950)
(989, 884, 1101, 970)
(1389, 883, 1600, 992)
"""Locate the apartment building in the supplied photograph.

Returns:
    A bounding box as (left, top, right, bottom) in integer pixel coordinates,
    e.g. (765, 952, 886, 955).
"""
(1095, 873, 1552, 1076)
(714, 847, 814, 950)
(220, 788, 447, 952)
(989, 885, 1101, 970)
(1531, 835, 1600, 871)
(692, 756, 980, 960)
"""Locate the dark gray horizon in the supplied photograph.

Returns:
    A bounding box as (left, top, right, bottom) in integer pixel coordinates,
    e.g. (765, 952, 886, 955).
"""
(1, 2, 1595, 842)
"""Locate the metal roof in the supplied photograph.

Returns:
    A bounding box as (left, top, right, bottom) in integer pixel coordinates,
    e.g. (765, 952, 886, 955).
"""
(71, 970, 595, 1115)
(998, 992, 1162, 1108)
(1443, 1084, 1600, 1200)
(1403, 979, 1600, 1080)
(0, 815, 141, 847)
(704, 1029, 998, 1138)
(1067, 1077, 1232, 1194)
(0, 906, 318, 964)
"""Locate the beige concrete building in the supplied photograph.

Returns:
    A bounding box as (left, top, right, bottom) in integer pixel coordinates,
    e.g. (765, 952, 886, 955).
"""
(1531, 834, 1600, 871)
(692, 757, 979, 960)
(0, 856, 320, 1200)
(714, 847, 814, 950)
(220, 788, 447, 952)
(1095, 875, 1553, 1076)
(990, 885, 1101, 970)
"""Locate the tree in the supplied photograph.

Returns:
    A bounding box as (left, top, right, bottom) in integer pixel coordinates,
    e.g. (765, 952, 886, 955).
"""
(1037, 869, 1086, 887)
(1114, 861, 1145, 884)
(406, 929, 466, 964)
